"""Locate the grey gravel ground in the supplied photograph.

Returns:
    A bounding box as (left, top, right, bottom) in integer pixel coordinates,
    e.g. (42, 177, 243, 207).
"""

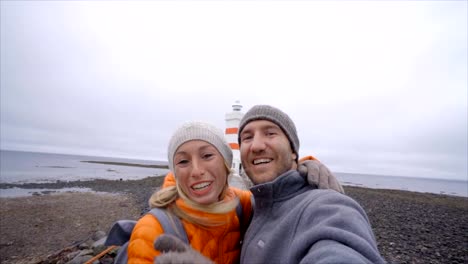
(0, 176, 164, 215)
(1, 177, 467, 264)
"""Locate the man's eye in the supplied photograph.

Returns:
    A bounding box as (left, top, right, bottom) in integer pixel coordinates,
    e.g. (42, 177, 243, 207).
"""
(241, 135, 253, 142)
(266, 130, 278, 136)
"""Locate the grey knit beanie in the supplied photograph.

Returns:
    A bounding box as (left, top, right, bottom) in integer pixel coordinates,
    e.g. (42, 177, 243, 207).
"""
(168, 121, 233, 176)
(238, 105, 300, 156)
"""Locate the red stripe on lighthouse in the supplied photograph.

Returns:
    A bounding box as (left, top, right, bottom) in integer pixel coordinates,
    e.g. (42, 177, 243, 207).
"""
(229, 143, 239, 150)
(225, 127, 239, 134)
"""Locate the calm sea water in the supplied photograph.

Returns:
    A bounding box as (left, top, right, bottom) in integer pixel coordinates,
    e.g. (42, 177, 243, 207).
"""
(0, 150, 169, 184)
(0, 150, 466, 197)
(336, 172, 467, 197)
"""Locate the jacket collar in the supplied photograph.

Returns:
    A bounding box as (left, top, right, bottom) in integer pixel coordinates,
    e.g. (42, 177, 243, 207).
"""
(249, 170, 309, 202)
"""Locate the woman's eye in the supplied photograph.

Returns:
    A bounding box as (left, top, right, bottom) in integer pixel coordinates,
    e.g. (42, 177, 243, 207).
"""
(203, 153, 214, 159)
(176, 159, 189, 165)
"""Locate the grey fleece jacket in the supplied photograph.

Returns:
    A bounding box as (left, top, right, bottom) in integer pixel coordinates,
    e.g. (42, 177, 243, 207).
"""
(240, 170, 385, 264)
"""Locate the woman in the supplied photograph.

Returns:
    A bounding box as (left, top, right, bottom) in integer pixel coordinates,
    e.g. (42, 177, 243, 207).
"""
(128, 121, 253, 264)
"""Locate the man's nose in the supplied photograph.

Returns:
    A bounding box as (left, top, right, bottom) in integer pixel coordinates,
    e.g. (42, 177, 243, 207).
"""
(250, 135, 266, 153)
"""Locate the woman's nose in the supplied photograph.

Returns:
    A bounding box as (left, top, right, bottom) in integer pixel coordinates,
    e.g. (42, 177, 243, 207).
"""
(190, 159, 205, 177)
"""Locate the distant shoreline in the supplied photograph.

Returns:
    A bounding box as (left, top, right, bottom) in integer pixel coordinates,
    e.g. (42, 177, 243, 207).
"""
(1, 149, 465, 197)
(80, 160, 169, 169)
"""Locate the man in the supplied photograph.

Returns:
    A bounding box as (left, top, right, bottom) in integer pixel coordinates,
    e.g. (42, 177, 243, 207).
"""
(237, 105, 384, 263)
(154, 105, 383, 264)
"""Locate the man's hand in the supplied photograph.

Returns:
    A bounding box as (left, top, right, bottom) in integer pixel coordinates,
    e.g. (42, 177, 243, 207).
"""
(154, 234, 214, 264)
(298, 158, 345, 194)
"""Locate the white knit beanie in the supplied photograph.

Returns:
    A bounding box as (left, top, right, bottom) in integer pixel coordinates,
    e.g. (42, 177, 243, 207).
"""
(167, 121, 233, 176)
(238, 105, 300, 158)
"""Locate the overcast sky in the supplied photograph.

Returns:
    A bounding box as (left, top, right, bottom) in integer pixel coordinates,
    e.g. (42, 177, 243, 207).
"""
(1, 1, 467, 180)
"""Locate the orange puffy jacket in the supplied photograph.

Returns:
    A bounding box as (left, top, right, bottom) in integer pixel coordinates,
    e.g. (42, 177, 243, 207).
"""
(128, 173, 253, 264)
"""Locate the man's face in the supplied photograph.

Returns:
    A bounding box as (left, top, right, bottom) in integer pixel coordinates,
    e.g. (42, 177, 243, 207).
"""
(239, 120, 297, 185)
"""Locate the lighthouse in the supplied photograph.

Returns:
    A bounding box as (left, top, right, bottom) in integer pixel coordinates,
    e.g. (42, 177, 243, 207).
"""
(225, 100, 248, 189)
(225, 100, 243, 174)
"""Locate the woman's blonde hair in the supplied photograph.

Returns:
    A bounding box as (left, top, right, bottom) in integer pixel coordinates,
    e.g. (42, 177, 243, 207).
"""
(148, 162, 238, 227)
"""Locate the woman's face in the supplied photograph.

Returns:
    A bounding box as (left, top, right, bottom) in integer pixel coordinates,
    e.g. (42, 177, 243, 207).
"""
(173, 140, 228, 205)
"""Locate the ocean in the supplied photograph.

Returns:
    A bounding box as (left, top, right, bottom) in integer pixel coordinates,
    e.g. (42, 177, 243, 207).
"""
(0, 150, 466, 197)
(0, 150, 169, 184)
(335, 172, 467, 197)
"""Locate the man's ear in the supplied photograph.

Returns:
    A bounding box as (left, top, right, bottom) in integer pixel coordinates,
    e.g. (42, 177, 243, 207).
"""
(292, 152, 297, 161)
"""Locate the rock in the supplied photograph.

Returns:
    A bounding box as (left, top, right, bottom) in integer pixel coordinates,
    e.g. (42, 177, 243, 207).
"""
(99, 255, 115, 264)
(92, 237, 107, 255)
(77, 249, 94, 257)
(66, 251, 80, 261)
(66, 254, 93, 264)
(78, 242, 90, 250)
(92, 230, 107, 241)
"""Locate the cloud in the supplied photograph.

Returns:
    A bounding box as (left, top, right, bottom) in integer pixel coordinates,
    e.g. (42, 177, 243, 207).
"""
(1, 1, 466, 180)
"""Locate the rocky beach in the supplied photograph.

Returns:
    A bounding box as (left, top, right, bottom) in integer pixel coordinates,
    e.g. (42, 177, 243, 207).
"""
(1, 176, 467, 264)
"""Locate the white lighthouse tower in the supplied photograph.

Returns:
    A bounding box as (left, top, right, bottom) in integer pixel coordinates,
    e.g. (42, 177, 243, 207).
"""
(225, 100, 247, 189)
(225, 100, 243, 173)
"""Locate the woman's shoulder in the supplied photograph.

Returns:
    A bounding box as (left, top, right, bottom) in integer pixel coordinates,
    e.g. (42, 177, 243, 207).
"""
(228, 187, 252, 200)
(132, 212, 164, 238)
(129, 213, 164, 263)
(228, 187, 253, 216)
